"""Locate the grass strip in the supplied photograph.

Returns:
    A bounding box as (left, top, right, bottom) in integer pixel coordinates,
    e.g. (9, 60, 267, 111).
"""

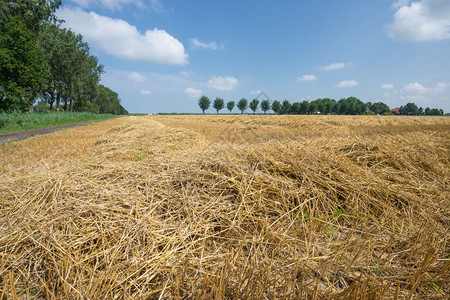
(0, 112, 116, 134)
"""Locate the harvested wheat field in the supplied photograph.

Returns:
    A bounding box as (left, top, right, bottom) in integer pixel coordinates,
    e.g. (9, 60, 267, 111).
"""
(1, 115, 449, 299)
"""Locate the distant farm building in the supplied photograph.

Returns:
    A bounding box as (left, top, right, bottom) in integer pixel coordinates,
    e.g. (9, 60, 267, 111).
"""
(391, 108, 400, 115)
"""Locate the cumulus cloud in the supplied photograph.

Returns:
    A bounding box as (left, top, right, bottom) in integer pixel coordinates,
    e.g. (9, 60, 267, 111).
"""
(403, 82, 449, 95)
(189, 38, 222, 50)
(434, 82, 448, 93)
(400, 95, 430, 103)
(387, 0, 450, 41)
(403, 82, 428, 93)
(149, 0, 164, 12)
(185, 88, 202, 98)
(128, 72, 146, 82)
(336, 80, 358, 88)
(57, 7, 188, 65)
(318, 62, 351, 71)
(392, 0, 411, 9)
(140, 90, 152, 95)
(207, 76, 239, 91)
(381, 83, 395, 90)
(297, 75, 318, 82)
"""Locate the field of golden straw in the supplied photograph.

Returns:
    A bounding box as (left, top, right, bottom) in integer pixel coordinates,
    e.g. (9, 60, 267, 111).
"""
(1, 115, 449, 299)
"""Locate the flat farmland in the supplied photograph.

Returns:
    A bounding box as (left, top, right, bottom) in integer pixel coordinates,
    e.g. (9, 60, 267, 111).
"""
(1, 115, 449, 299)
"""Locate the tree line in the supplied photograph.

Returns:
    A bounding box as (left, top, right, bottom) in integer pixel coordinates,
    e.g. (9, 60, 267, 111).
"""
(198, 96, 444, 116)
(0, 0, 128, 115)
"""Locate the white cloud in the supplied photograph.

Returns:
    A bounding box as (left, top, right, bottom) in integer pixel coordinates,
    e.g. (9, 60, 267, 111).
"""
(297, 74, 318, 82)
(336, 80, 358, 88)
(400, 95, 430, 103)
(57, 7, 188, 65)
(318, 62, 351, 71)
(403, 82, 428, 93)
(128, 72, 146, 82)
(387, 0, 450, 41)
(392, 0, 410, 9)
(185, 88, 202, 98)
(149, 0, 164, 13)
(189, 38, 222, 50)
(207, 76, 239, 91)
(71, 0, 90, 7)
(140, 90, 152, 95)
(434, 82, 448, 93)
(381, 83, 395, 90)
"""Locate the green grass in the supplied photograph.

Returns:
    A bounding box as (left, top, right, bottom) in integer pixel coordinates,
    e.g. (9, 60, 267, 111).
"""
(0, 112, 116, 134)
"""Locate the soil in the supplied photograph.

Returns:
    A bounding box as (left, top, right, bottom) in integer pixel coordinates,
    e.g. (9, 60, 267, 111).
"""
(0, 119, 114, 145)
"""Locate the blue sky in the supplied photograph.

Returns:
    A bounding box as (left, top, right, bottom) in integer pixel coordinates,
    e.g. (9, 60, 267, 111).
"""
(57, 0, 450, 113)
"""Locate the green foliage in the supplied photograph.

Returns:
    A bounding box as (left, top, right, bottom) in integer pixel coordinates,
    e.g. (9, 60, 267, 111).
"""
(0, 3, 125, 115)
(226, 101, 235, 113)
(281, 100, 291, 114)
(260, 99, 270, 113)
(0, 16, 46, 112)
(249, 99, 259, 114)
(310, 98, 334, 114)
(0, 111, 113, 134)
(0, 0, 61, 33)
(213, 97, 224, 114)
(93, 85, 125, 114)
(368, 101, 391, 115)
(197, 96, 445, 116)
(271, 100, 281, 114)
(332, 97, 366, 115)
(34, 99, 50, 112)
(198, 95, 211, 114)
(399, 102, 419, 115)
(237, 98, 248, 114)
(424, 107, 443, 115)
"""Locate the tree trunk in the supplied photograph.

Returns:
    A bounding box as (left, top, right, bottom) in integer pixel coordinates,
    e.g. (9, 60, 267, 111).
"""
(56, 92, 60, 111)
(49, 92, 54, 110)
(69, 98, 73, 112)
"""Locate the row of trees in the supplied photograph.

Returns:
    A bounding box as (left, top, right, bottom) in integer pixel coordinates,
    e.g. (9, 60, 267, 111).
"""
(397, 102, 444, 116)
(198, 96, 444, 116)
(0, 0, 127, 114)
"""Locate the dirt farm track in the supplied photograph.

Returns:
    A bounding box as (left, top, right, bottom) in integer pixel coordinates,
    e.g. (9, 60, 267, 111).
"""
(0, 115, 449, 299)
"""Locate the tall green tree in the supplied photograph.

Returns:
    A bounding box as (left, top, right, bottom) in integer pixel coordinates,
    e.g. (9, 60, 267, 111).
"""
(299, 100, 309, 114)
(271, 100, 281, 114)
(260, 99, 270, 114)
(237, 98, 248, 114)
(399, 102, 419, 115)
(249, 99, 259, 114)
(198, 95, 210, 114)
(226, 101, 235, 113)
(213, 97, 224, 114)
(281, 100, 291, 114)
(336, 97, 366, 115)
(38, 24, 102, 111)
(94, 85, 125, 114)
(291, 102, 301, 114)
(0, 16, 45, 111)
(72, 55, 103, 112)
(369, 101, 391, 115)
